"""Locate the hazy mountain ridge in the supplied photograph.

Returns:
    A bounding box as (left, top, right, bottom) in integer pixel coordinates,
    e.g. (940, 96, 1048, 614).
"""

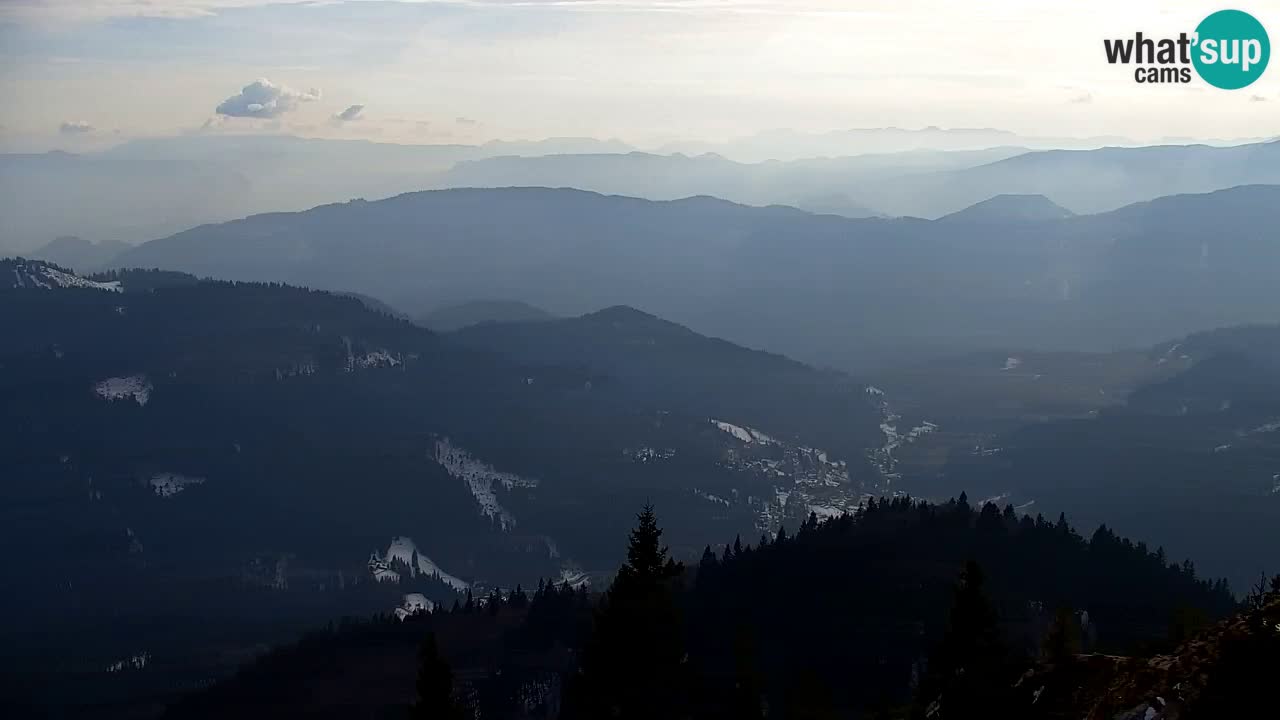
(870, 140, 1280, 217)
(439, 139, 1280, 219)
(112, 183, 1280, 371)
(654, 125, 1143, 161)
(420, 299, 557, 331)
(927, 323, 1280, 590)
(5, 134, 1274, 253)
(940, 194, 1075, 223)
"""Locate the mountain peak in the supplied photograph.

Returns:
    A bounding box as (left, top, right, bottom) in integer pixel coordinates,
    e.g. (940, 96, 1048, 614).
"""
(581, 305, 664, 324)
(941, 193, 1075, 223)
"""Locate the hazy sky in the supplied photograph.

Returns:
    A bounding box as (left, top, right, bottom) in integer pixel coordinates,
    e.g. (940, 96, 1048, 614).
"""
(1, 0, 1277, 151)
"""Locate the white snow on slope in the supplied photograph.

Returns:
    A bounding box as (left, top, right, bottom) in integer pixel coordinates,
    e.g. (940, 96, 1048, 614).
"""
(806, 503, 848, 520)
(694, 488, 731, 506)
(865, 386, 937, 482)
(105, 652, 149, 673)
(394, 593, 434, 620)
(94, 375, 151, 406)
(1246, 420, 1280, 435)
(434, 438, 538, 530)
(10, 260, 121, 292)
(381, 536, 470, 591)
(629, 446, 676, 463)
(1002, 357, 1023, 371)
(557, 567, 592, 589)
(150, 473, 205, 498)
(711, 419, 777, 445)
(357, 349, 402, 369)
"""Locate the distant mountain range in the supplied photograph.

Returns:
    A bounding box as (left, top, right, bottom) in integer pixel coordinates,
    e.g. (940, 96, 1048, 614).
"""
(437, 148, 1031, 217)
(112, 183, 1280, 371)
(27, 235, 131, 273)
(0, 135, 634, 252)
(441, 139, 1280, 218)
(653, 126, 1136, 161)
(5, 133, 1275, 253)
(419, 300, 557, 332)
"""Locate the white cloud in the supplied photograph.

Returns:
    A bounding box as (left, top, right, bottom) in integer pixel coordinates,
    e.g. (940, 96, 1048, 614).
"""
(216, 78, 321, 119)
(59, 120, 94, 134)
(332, 104, 366, 123)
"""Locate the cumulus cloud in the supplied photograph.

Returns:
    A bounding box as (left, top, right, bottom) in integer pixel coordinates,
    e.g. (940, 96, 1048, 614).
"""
(332, 104, 366, 123)
(59, 120, 94, 134)
(215, 78, 320, 119)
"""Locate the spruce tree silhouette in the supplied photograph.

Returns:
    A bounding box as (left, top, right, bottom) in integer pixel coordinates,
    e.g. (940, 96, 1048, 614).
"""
(916, 560, 1013, 719)
(412, 632, 462, 720)
(564, 504, 686, 719)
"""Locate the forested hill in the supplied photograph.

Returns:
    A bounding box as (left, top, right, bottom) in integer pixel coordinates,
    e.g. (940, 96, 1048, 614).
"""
(447, 305, 883, 461)
(933, 322, 1280, 591)
(162, 498, 1242, 719)
(0, 260, 891, 714)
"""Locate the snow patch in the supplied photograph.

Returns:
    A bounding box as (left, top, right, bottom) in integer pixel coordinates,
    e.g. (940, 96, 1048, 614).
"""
(94, 375, 151, 406)
(557, 567, 591, 589)
(711, 419, 777, 445)
(394, 593, 435, 621)
(105, 652, 149, 673)
(434, 438, 538, 530)
(9, 260, 121, 292)
(380, 536, 470, 591)
(694, 488, 731, 507)
(1246, 420, 1280, 435)
(149, 473, 205, 498)
(806, 504, 847, 521)
(629, 446, 676, 463)
(356, 349, 402, 369)
(1002, 357, 1022, 371)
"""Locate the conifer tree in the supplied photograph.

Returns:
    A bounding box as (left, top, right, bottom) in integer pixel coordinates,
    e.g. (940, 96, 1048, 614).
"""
(564, 504, 687, 719)
(412, 632, 462, 720)
(917, 560, 1012, 719)
(1041, 607, 1081, 664)
(699, 545, 719, 573)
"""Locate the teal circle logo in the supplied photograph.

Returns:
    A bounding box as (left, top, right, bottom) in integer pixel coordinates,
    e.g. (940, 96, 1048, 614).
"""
(1193, 9, 1270, 89)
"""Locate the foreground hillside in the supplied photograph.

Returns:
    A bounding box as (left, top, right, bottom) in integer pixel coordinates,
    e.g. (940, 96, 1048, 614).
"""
(0, 259, 888, 711)
(159, 500, 1242, 719)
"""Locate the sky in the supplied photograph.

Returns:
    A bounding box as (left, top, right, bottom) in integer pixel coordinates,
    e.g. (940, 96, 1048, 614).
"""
(1, 0, 1278, 152)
